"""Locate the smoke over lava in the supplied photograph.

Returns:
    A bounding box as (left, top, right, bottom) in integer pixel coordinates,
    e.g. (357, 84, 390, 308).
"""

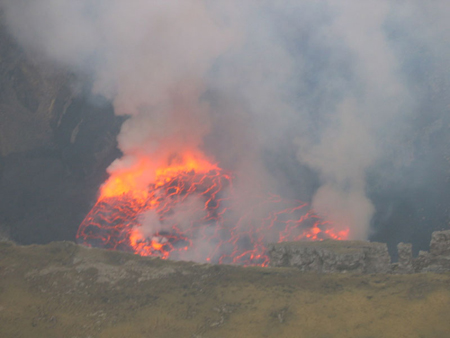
(3, 0, 450, 257)
(77, 152, 347, 265)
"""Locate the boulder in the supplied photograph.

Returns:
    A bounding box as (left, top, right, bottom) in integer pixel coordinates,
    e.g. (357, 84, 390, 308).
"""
(429, 230, 450, 256)
(396, 242, 414, 273)
(414, 230, 450, 273)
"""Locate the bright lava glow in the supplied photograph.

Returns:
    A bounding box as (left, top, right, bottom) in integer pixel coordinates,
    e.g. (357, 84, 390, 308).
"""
(77, 153, 349, 266)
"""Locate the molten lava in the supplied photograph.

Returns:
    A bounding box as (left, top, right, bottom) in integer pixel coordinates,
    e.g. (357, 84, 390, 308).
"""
(77, 153, 349, 266)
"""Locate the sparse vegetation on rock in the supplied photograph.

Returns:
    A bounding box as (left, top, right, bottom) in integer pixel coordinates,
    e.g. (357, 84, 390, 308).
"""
(1, 240, 450, 337)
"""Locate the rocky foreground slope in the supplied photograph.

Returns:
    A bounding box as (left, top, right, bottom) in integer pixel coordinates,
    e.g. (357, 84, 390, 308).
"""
(1, 240, 450, 338)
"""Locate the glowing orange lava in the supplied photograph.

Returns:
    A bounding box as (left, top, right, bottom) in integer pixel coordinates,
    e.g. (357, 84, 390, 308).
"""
(77, 153, 349, 266)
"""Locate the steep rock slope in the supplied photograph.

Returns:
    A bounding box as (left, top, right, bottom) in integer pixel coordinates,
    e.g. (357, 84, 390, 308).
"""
(0, 18, 124, 244)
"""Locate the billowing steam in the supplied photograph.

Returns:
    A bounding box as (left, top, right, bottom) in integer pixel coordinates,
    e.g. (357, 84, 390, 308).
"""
(2, 0, 449, 244)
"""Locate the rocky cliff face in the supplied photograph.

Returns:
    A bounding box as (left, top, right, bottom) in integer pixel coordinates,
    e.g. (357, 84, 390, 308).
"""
(0, 20, 124, 245)
(269, 230, 450, 274)
(0, 24, 69, 157)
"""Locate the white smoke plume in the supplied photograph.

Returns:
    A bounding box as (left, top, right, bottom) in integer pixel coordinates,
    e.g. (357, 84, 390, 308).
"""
(2, 0, 238, 187)
(294, 0, 408, 239)
(2, 0, 449, 242)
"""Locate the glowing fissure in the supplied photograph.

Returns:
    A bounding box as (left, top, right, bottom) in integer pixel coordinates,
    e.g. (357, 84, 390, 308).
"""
(77, 153, 349, 266)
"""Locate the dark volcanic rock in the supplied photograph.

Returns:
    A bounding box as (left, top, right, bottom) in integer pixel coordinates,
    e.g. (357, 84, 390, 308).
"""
(0, 20, 70, 156)
(0, 97, 124, 245)
(0, 21, 124, 245)
(268, 240, 391, 274)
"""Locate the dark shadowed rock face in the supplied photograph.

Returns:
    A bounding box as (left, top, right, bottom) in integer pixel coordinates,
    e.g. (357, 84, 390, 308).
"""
(268, 240, 391, 274)
(0, 22, 124, 245)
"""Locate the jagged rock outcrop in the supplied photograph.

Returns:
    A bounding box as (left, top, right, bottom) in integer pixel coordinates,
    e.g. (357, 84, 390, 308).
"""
(429, 230, 450, 256)
(392, 242, 414, 273)
(268, 240, 391, 273)
(269, 230, 450, 274)
(413, 230, 450, 273)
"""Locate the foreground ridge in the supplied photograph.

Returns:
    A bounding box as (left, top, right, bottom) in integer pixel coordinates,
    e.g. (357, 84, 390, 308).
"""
(1, 239, 450, 337)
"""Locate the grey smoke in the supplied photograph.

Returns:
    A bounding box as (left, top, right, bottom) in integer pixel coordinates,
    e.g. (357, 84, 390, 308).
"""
(2, 0, 449, 244)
